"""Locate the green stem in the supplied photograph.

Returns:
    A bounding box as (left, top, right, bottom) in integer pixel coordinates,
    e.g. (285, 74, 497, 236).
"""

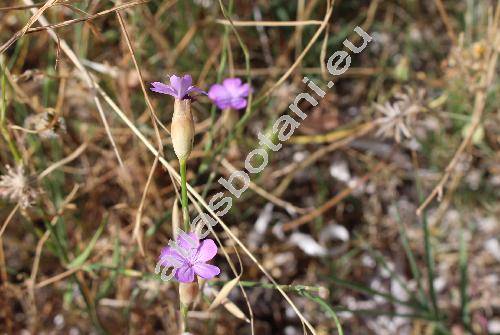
(179, 159, 189, 231)
(208, 280, 321, 292)
(180, 302, 189, 332)
(0, 58, 22, 164)
(415, 166, 440, 320)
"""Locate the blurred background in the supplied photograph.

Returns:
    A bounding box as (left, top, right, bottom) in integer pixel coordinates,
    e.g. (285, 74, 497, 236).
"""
(0, 0, 499, 334)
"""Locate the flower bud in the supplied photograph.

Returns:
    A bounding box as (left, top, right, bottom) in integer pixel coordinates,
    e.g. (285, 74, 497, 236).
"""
(179, 282, 199, 306)
(171, 99, 194, 161)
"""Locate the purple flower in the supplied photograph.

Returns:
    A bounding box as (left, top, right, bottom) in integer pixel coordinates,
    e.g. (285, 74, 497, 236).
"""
(150, 74, 206, 100)
(159, 232, 220, 283)
(208, 78, 251, 110)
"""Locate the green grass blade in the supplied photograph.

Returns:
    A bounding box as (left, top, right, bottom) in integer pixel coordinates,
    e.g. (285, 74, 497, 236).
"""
(328, 276, 421, 309)
(415, 170, 440, 320)
(459, 225, 470, 328)
(394, 207, 429, 309)
(359, 236, 424, 309)
(299, 291, 343, 335)
(68, 216, 108, 268)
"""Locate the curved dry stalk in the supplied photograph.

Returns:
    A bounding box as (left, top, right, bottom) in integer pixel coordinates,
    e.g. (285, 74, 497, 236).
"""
(116, 11, 166, 138)
(216, 19, 324, 27)
(0, 0, 59, 55)
(275, 122, 376, 196)
(221, 158, 308, 215)
(94, 89, 125, 168)
(116, 11, 166, 254)
(282, 161, 387, 232)
(24, 1, 149, 34)
(260, 1, 335, 100)
(417, 11, 499, 215)
(433, 0, 458, 44)
(28, 184, 79, 315)
(0, 203, 19, 238)
(37, 142, 87, 180)
(133, 151, 160, 256)
(231, 66, 379, 77)
(35, 266, 82, 289)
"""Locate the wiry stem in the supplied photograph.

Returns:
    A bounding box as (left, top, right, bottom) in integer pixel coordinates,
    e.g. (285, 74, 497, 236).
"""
(0, 58, 22, 163)
(179, 159, 189, 231)
(180, 302, 189, 332)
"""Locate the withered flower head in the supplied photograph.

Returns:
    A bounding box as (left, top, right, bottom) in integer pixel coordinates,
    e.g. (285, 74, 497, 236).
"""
(0, 165, 38, 208)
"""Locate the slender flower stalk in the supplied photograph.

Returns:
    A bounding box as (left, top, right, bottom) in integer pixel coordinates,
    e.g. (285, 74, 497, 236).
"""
(179, 158, 189, 230)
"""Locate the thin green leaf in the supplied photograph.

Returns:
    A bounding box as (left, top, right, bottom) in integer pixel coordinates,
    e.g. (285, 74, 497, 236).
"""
(68, 216, 108, 268)
(328, 276, 421, 309)
(300, 291, 343, 335)
(415, 169, 440, 320)
(395, 207, 429, 309)
(459, 225, 470, 328)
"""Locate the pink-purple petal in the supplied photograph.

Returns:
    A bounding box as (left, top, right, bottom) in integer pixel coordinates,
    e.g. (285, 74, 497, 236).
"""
(208, 84, 229, 100)
(208, 77, 251, 110)
(196, 239, 218, 262)
(187, 86, 208, 96)
(150, 82, 176, 96)
(181, 74, 193, 88)
(222, 77, 242, 89)
(231, 97, 247, 110)
(175, 265, 196, 283)
(216, 98, 234, 109)
(237, 83, 251, 97)
(208, 85, 232, 109)
(151, 75, 204, 100)
(193, 263, 220, 279)
(159, 246, 186, 268)
(169, 75, 183, 93)
(177, 231, 200, 250)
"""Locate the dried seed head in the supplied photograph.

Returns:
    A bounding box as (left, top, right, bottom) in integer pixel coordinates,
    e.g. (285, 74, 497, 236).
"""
(179, 282, 199, 306)
(23, 110, 66, 139)
(374, 88, 425, 143)
(0, 165, 38, 208)
(171, 99, 194, 162)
